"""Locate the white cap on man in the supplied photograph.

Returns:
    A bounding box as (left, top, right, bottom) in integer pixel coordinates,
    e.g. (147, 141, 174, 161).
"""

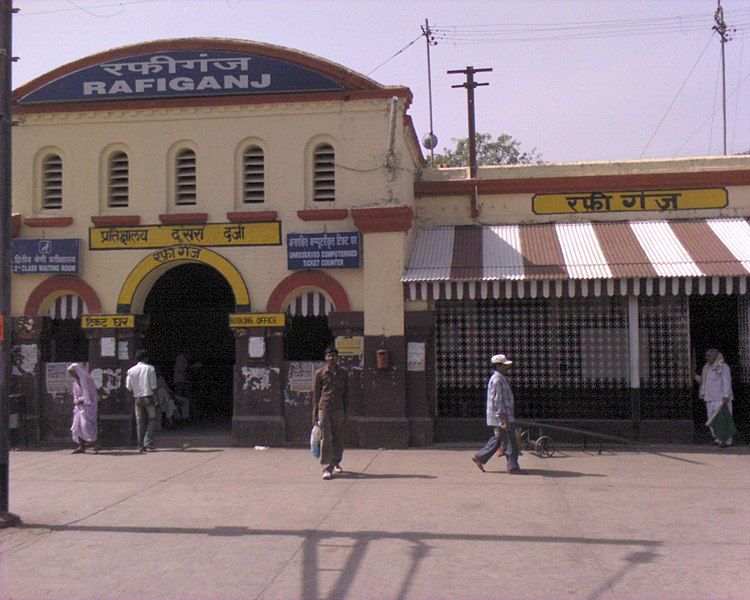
(490, 353, 513, 365)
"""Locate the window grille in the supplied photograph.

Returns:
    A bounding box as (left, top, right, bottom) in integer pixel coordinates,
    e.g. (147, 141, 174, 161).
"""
(638, 295, 691, 418)
(242, 145, 264, 203)
(42, 154, 63, 209)
(435, 297, 631, 420)
(313, 144, 335, 202)
(738, 295, 750, 384)
(175, 149, 197, 205)
(107, 151, 129, 207)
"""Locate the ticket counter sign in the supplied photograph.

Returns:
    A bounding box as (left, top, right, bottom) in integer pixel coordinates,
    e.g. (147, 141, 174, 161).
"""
(532, 188, 728, 215)
(12, 239, 80, 274)
(287, 232, 360, 270)
(81, 315, 135, 329)
(89, 222, 281, 250)
(228, 313, 286, 328)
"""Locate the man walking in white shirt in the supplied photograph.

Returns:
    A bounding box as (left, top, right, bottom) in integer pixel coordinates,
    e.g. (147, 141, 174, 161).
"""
(126, 350, 158, 453)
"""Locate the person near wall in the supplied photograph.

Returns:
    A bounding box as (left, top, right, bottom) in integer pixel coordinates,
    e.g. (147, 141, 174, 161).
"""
(312, 346, 349, 480)
(471, 353, 522, 474)
(126, 350, 158, 453)
(155, 372, 178, 428)
(699, 348, 734, 447)
(68, 363, 99, 454)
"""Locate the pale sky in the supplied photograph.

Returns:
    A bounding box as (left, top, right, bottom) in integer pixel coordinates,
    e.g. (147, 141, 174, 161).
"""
(10, 0, 750, 163)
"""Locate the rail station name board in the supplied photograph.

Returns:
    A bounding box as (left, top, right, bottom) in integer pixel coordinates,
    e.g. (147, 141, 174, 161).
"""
(532, 188, 728, 215)
(17, 50, 345, 104)
(89, 222, 281, 250)
(287, 231, 360, 270)
(81, 315, 135, 329)
(228, 313, 286, 328)
(12, 239, 80, 274)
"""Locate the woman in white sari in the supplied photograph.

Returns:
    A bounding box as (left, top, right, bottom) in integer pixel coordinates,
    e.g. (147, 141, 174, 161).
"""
(68, 363, 99, 454)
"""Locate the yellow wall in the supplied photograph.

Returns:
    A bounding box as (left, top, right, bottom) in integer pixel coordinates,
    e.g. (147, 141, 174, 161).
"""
(361, 231, 406, 336)
(11, 97, 417, 318)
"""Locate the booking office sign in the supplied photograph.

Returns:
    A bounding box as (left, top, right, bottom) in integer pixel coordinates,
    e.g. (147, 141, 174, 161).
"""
(15, 50, 345, 104)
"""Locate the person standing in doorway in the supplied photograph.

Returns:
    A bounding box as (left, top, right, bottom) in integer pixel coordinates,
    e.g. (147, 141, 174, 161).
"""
(699, 348, 734, 447)
(471, 353, 521, 474)
(68, 363, 99, 454)
(312, 346, 349, 480)
(126, 350, 158, 453)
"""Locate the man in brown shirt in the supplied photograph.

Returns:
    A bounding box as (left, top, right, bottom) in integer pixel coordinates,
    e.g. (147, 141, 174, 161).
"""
(312, 346, 349, 480)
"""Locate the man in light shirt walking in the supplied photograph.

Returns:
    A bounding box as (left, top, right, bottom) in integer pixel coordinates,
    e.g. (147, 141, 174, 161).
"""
(126, 350, 158, 453)
(471, 353, 521, 474)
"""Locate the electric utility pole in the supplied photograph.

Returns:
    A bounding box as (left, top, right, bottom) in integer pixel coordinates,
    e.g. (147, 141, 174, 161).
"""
(0, 0, 21, 528)
(713, 0, 734, 156)
(421, 19, 438, 164)
(448, 66, 491, 218)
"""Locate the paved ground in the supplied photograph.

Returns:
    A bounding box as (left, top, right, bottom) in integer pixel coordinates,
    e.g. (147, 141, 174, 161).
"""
(2, 441, 749, 600)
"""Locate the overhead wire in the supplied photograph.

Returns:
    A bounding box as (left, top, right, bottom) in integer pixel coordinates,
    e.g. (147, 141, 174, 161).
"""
(639, 32, 716, 158)
(367, 34, 423, 76)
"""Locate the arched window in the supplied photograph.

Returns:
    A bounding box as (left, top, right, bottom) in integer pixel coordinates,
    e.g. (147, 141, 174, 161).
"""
(42, 153, 63, 209)
(175, 148, 197, 205)
(107, 151, 129, 207)
(242, 145, 265, 203)
(313, 143, 335, 202)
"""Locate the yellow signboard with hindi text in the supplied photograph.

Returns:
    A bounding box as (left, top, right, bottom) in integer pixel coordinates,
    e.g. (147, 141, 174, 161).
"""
(89, 221, 281, 250)
(532, 188, 727, 215)
(81, 315, 135, 329)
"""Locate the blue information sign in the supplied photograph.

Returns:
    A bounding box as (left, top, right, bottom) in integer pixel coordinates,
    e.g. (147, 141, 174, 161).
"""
(17, 50, 345, 104)
(287, 232, 360, 270)
(12, 239, 81, 274)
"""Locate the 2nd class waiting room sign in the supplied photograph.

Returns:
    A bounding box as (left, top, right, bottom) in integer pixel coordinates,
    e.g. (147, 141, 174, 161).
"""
(287, 232, 360, 270)
(12, 239, 80, 274)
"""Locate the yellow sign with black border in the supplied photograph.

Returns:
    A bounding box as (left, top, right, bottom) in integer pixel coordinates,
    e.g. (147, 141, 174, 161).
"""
(81, 315, 135, 329)
(228, 313, 286, 328)
(532, 188, 727, 215)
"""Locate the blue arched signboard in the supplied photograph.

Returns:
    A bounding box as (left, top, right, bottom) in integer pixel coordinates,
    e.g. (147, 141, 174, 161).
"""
(17, 50, 345, 104)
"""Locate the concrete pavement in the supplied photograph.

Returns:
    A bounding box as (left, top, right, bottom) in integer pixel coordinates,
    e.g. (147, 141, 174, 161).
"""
(2, 442, 749, 600)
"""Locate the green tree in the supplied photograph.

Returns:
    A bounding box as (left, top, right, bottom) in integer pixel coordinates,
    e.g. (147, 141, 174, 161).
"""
(433, 132, 542, 167)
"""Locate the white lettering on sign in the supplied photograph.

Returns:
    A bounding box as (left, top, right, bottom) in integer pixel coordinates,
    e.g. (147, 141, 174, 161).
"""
(82, 74, 270, 96)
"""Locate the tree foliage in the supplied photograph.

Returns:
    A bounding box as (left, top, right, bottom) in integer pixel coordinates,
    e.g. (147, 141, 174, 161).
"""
(433, 132, 542, 167)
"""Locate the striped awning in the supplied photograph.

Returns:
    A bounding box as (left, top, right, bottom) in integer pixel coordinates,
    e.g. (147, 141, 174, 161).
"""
(285, 290, 334, 317)
(48, 294, 88, 319)
(403, 218, 750, 300)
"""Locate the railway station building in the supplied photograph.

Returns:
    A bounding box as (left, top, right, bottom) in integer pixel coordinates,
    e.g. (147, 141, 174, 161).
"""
(9, 38, 750, 447)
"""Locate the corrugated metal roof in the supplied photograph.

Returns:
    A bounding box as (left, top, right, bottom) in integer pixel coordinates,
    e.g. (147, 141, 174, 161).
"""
(402, 218, 750, 283)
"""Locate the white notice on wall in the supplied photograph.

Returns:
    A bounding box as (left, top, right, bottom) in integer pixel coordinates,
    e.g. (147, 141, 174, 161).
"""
(117, 340, 129, 361)
(249, 337, 265, 358)
(407, 342, 426, 372)
(101, 337, 116, 357)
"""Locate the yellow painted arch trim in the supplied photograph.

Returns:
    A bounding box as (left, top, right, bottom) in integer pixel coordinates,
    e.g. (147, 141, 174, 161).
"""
(117, 245, 250, 311)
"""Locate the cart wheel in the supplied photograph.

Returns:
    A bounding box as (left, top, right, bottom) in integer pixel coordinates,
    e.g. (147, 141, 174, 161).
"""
(535, 436, 556, 457)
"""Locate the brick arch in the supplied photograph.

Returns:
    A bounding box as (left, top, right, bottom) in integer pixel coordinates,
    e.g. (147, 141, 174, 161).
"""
(267, 271, 350, 313)
(24, 275, 103, 316)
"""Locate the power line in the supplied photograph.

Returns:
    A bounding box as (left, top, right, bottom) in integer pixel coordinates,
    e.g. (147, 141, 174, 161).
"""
(639, 32, 716, 158)
(366, 34, 422, 76)
(19, 0, 164, 16)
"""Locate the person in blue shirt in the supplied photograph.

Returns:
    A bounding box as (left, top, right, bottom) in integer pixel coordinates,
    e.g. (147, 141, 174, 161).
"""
(471, 353, 521, 474)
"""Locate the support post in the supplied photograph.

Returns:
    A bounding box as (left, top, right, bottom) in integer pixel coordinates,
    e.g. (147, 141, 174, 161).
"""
(628, 295, 641, 441)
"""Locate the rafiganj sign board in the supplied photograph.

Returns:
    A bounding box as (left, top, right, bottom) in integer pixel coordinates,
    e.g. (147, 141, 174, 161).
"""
(287, 232, 361, 270)
(12, 239, 80, 274)
(16, 50, 345, 104)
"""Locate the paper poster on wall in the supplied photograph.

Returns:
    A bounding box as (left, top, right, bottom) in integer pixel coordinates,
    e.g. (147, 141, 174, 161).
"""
(46, 362, 72, 393)
(101, 337, 116, 357)
(335, 336, 364, 356)
(407, 342, 426, 372)
(249, 337, 266, 358)
(288, 362, 319, 393)
(117, 340, 129, 361)
(12, 344, 38, 376)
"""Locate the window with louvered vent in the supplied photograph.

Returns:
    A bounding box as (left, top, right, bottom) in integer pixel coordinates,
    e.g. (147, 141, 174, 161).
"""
(42, 154, 63, 209)
(313, 144, 335, 202)
(108, 151, 129, 207)
(242, 146, 264, 203)
(175, 149, 197, 205)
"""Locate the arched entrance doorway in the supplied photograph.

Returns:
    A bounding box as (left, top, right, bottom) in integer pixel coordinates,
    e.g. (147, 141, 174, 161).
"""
(143, 263, 235, 428)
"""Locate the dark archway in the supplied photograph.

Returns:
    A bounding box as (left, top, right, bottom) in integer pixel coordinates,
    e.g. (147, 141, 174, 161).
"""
(144, 263, 235, 427)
